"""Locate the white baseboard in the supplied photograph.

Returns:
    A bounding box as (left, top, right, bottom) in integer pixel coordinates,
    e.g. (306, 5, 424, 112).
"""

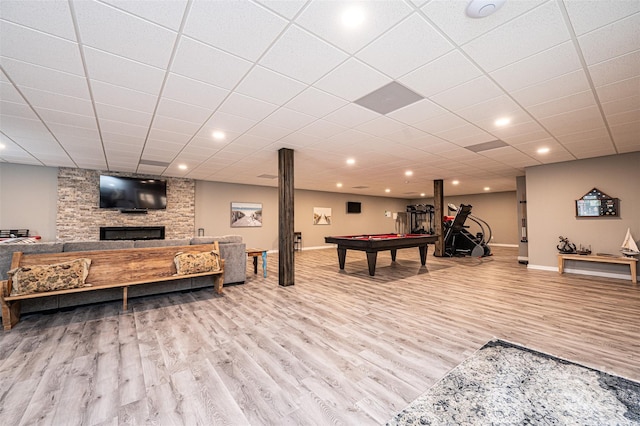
(528, 264, 634, 281)
(491, 243, 518, 248)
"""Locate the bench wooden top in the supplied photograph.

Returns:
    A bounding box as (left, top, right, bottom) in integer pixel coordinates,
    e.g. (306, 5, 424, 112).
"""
(558, 253, 638, 264)
(4, 243, 221, 300)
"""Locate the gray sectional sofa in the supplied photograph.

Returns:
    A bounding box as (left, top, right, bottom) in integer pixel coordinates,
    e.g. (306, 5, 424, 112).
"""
(0, 235, 246, 314)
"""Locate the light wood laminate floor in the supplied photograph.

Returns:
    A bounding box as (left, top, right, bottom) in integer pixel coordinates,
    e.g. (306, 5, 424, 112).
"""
(1, 247, 638, 425)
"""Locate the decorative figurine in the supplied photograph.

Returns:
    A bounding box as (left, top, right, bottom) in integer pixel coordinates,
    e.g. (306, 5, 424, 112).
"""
(557, 236, 577, 254)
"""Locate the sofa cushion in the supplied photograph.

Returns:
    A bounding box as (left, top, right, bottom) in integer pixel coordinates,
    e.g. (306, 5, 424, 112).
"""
(174, 251, 221, 275)
(190, 235, 242, 245)
(134, 239, 190, 248)
(9, 258, 92, 296)
(64, 241, 134, 252)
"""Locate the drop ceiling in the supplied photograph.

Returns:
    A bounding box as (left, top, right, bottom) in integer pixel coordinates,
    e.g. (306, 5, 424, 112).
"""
(0, 0, 638, 197)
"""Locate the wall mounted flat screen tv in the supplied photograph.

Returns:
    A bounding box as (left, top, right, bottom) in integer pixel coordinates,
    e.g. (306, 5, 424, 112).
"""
(346, 201, 361, 214)
(99, 175, 167, 210)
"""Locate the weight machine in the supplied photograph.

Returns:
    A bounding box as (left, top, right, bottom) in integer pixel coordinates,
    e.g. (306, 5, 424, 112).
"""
(406, 204, 435, 234)
(443, 204, 492, 257)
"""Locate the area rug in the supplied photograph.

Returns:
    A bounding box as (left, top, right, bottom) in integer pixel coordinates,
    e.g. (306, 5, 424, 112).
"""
(388, 339, 640, 425)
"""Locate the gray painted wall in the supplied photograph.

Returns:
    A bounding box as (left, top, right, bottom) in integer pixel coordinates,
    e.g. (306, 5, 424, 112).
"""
(526, 152, 640, 277)
(0, 163, 58, 241)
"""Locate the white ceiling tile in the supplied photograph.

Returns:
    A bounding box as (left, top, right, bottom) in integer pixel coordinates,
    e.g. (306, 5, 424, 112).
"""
(400, 50, 483, 98)
(284, 87, 348, 118)
(0, 58, 90, 99)
(84, 47, 165, 95)
(0, 0, 76, 40)
(90, 80, 157, 114)
(387, 99, 448, 125)
(261, 107, 316, 131)
(322, 104, 379, 127)
(384, 127, 432, 143)
(511, 70, 590, 107)
(298, 120, 347, 139)
(185, 0, 287, 61)
(0, 21, 84, 75)
(462, 1, 570, 72)
(355, 116, 407, 137)
(0, 81, 26, 104)
(236, 66, 307, 105)
(602, 93, 640, 116)
(356, 14, 453, 78)
(156, 98, 212, 124)
(99, 119, 149, 139)
(245, 122, 292, 140)
(218, 93, 279, 122)
(205, 111, 258, 134)
(527, 91, 597, 120)
(1, 115, 53, 139)
(259, 25, 348, 84)
(48, 123, 100, 141)
(151, 115, 201, 135)
(490, 41, 582, 92)
(295, 1, 413, 54)
(1, 100, 38, 120)
(606, 109, 640, 126)
(227, 134, 273, 150)
(101, 0, 188, 30)
(74, 0, 178, 68)
(429, 76, 504, 111)
(578, 13, 640, 66)
(564, 0, 640, 36)
(588, 50, 640, 87)
(596, 76, 640, 102)
(147, 128, 192, 144)
(35, 108, 97, 130)
(254, 0, 306, 20)
(539, 105, 605, 136)
(136, 164, 168, 174)
(172, 37, 252, 89)
(492, 121, 549, 143)
(162, 73, 229, 110)
(94, 103, 152, 127)
(557, 127, 610, 144)
(434, 124, 493, 146)
(422, 0, 543, 45)
(19, 86, 94, 116)
(456, 95, 530, 125)
(413, 112, 469, 135)
(314, 58, 391, 101)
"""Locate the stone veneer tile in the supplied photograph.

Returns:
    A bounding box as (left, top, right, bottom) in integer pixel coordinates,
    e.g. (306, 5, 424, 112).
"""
(56, 168, 195, 241)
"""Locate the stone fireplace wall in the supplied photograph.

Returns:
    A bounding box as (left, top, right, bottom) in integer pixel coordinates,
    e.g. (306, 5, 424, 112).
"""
(57, 168, 195, 241)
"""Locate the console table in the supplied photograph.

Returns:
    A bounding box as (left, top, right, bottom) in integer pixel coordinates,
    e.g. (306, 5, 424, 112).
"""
(558, 254, 637, 284)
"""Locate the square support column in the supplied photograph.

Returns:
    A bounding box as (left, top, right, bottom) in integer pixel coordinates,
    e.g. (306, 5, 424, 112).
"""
(278, 148, 295, 286)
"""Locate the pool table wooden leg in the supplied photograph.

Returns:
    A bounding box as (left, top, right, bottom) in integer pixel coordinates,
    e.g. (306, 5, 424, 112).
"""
(337, 248, 347, 270)
(419, 245, 427, 266)
(366, 251, 377, 276)
(390, 249, 397, 262)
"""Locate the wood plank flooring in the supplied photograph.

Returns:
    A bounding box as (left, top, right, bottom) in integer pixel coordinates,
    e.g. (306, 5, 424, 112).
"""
(1, 246, 638, 425)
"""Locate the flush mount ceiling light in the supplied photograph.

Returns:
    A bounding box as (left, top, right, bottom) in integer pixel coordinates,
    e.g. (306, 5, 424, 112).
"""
(178, 164, 188, 170)
(537, 147, 550, 154)
(336, 182, 343, 188)
(212, 130, 226, 140)
(346, 158, 356, 165)
(494, 117, 511, 126)
(466, 0, 506, 18)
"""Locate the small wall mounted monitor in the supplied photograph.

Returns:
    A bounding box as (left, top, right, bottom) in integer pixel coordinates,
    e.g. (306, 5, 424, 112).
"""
(347, 201, 361, 214)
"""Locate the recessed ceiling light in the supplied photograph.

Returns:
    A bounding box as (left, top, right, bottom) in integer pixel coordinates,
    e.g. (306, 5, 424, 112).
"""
(178, 164, 188, 170)
(346, 158, 355, 165)
(484, 187, 491, 191)
(420, 193, 426, 197)
(336, 183, 343, 188)
(405, 170, 413, 177)
(385, 188, 391, 193)
(341, 6, 365, 28)
(495, 117, 511, 126)
(452, 180, 460, 185)
(537, 147, 550, 154)
(212, 130, 226, 140)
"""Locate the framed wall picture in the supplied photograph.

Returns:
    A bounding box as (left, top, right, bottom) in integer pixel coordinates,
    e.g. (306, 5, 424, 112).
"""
(313, 207, 332, 225)
(231, 202, 262, 227)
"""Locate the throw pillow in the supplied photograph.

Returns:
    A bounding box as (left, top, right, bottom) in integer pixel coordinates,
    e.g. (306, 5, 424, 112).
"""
(9, 258, 92, 296)
(174, 250, 221, 275)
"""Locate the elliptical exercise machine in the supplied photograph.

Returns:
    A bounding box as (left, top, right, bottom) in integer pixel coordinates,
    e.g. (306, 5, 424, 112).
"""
(443, 204, 492, 257)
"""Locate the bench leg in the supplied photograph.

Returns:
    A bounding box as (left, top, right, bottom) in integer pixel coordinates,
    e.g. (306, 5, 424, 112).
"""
(123, 286, 129, 311)
(1, 300, 21, 331)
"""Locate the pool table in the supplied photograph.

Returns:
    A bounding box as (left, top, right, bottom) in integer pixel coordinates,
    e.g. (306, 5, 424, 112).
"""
(324, 233, 439, 276)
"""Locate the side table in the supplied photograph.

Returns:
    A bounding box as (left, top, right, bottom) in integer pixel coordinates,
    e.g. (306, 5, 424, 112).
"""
(246, 248, 267, 278)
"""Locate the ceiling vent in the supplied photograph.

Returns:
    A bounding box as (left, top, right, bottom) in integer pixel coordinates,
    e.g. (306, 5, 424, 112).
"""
(139, 159, 170, 167)
(466, 0, 506, 18)
(354, 82, 424, 115)
(352, 185, 369, 189)
(465, 140, 508, 152)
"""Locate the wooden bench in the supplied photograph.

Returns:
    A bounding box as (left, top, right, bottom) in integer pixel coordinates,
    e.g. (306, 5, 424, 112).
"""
(0, 243, 224, 331)
(558, 253, 637, 284)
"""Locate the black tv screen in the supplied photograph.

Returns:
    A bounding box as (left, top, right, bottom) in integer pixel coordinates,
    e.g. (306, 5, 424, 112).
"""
(99, 175, 167, 209)
(347, 201, 361, 214)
